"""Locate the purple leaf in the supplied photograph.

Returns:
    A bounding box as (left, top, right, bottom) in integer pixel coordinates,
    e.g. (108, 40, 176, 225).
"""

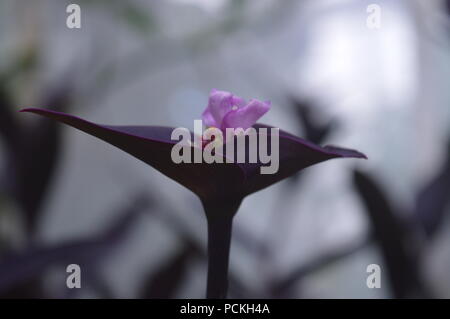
(139, 244, 196, 299)
(3, 80, 73, 236)
(0, 193, 148, 296)
(414, 142, 450, 238)
(20, 108, 366, 205)
(292, 98, 336, 145)
(352, 170, 431, 298)
(0, 86, 18, 149)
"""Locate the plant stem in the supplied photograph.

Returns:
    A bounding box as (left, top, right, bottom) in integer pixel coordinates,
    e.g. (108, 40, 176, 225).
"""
(206, 216, 233, 298)
(202, 198, 242, 299)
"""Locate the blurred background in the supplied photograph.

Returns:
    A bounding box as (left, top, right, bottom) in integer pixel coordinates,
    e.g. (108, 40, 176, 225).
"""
(0, 0, 449, 298)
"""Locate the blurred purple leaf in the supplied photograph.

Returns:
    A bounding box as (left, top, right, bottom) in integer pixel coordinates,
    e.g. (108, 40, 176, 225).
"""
(352, 170, 431, 298)
(292, 98, 336, 145)
(139, 243, 197, 299)
(414, 142, 450, 238)
(0, 77, 75, 237)
(0, 87, 18, 150)
(0, 194, 149, 296)
(13, 84, 73, 236)
(271, 237, 370, 298)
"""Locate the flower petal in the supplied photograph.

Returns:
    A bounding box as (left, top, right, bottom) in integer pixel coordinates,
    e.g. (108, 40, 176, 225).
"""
(221, 99, 271, 130)
(206, 89, 234, 127)
(231, 95, 247, 108)
(202, 108, 217, 127)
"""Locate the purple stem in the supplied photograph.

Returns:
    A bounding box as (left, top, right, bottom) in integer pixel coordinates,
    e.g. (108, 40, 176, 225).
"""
(202, 198, 242, 299)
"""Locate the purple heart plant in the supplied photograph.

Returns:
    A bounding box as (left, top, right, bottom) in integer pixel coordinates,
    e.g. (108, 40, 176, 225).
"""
(20, 89, 366, 298)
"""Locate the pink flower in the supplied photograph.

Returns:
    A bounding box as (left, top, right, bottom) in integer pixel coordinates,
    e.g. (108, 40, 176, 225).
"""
(202, 89, 271, 131)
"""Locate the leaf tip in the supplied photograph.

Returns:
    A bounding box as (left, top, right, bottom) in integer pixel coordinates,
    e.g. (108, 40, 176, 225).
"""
(18, 107, 41, 113)
(324, 145, 368, 160)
